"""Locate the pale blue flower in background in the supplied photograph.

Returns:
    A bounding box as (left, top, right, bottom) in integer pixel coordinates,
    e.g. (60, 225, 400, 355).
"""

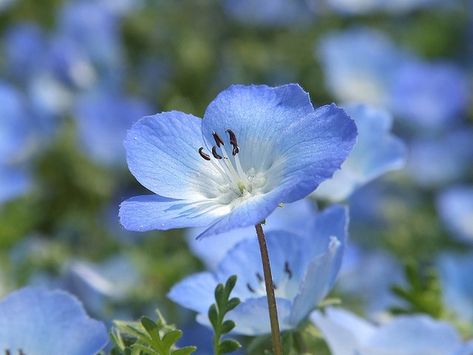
(187, 199, 317, 270)
(0, 287, 108, 355)
(62, 254, 141, 319)
(120, 84, 356, 238)
(74, 90, 151, 167)
(223, 0, 314, 27)
(390, 61, 469, 133)
(312, 307, 473, 355)
(438, 252, 473, 323)
(337, 246, 405, 319)
(326, 0, 449, 15)
(407, 129, 473, 188)
(437, 185, 473, 243)
(0, 82, 31, 204)
(169, 205, 348, 335)
(317, 28, 407, 106)
(313, 104, 406, 202)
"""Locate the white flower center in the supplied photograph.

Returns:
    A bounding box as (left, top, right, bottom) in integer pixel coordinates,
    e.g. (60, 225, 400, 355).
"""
(198, 130, 268, 207)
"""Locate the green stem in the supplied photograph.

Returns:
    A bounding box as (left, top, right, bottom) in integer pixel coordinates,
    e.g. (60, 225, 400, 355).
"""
(255, 223, 283, 355)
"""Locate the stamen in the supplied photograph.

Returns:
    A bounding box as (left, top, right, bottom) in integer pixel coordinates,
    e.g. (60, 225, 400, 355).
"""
(5, 350, 11, 355)
(212, 131, 224, 147)
(226, 129, 239, 156)
(256, 272, 263, 282)
(198, 147, 211, 161)
(211, 146, 222, 159)
(247, 283, 255, 293)
(284, 261, 292, 279)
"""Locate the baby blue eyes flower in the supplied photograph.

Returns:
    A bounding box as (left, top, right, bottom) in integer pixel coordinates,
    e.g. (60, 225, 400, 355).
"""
(312, 308, 473, 355)
(186, 199, 317, 270)
(0, 287, 108, 355)
(437, 185, 473, 243)
(438, 252, 473, 324)
(313, 104, 406, 202)
(326, 0, 447, 15)
(169, 205, 348, 335)
(120, 84, 357, 238)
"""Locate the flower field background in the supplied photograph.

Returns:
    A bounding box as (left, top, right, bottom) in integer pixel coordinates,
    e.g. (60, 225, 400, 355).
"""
(0, 0, 472, 354)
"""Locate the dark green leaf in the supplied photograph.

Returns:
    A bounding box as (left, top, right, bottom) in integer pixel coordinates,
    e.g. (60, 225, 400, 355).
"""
(219, 339, 241, 353)
(221, 320, 236, 334)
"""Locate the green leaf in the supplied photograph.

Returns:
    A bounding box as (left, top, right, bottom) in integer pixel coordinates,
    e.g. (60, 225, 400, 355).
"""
(220, 320, 236, 334)
(172, 346, 197, 355)
(226, 297, 240, 312)
(141, 316, 158, 335)
(162, 329, 183, 349)
(219, 339, 241, 353)
(208, 303, 219, 330)
(215, 283, 226, 310)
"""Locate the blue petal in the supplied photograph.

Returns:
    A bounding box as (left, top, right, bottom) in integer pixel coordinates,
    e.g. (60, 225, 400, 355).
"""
(187, 199, 317, 269)
(167, 272, 217, 314)
(75, 90, 151, 167)
(289, 205, 348, 323)
(125, 111, 211, 200)
(311, 308, 375, 354)
(314, 104, 406, 201)
(120, 195, 225, 232)
(0, 287, 108, 355)
(437, 185, 473, 243)
(366, 315, 462, 354)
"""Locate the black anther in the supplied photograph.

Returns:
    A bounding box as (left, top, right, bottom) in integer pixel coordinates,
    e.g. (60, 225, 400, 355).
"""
(198, 147, 211, 161)
(256, 272, 263, 282)
(212, 132, 224, 147)
(226, 129, 240, 156)
(284, 261, 292, 279)
(246, 283, 255, 293)
(211, 146, 222, 159)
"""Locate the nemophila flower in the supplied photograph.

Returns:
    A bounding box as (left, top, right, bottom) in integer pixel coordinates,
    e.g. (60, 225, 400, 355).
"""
(312, 308, 473, 355)
(223, 0, 314, 27)
(337, 246, 405, 318)
(74, 90, 151, 167)
(317, 28, 407, 106)
(187, 199, 317, 270)
(326, 0, 447, 15)
(390, 61, 468, 133)
(437, 185, 473, 243)
(0, 287, 108, 355)
(62, 254, 140, 318)
(119, 84, 356, 238)
(0, 82, 31, 204)
(407, 129, 473, 188)
(313, 104, 406, 202)
(438, 252, 473, 323)
(4, 23, 46, 82)
(169, 205, 348, 335)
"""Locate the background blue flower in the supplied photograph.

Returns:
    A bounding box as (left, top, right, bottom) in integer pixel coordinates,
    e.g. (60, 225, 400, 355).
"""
(169, 205, 348, 335)
(0, 287, 108, 355)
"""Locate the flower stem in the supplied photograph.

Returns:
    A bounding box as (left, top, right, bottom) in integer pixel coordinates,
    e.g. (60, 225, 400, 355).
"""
(255, 223, 283, 355)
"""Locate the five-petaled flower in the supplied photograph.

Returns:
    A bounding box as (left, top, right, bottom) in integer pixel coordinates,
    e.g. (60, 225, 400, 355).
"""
(119, 84, 357, 238)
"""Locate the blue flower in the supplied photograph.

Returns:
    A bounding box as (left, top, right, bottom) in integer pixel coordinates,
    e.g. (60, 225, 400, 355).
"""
(312, 307, 473, 355)
(326, 0, 448, 15)
(407, 129, 473, 188)
(0, 287, 108, 355)
(223, 0, 314, 27)
(317, 28, 407, 106)
(187, 199, 317, 270)
(437, 185, 473, 243)
(120, 84, 356, 238)
(390, 61, 468, 133)
(313, 104, 406, 202)
(438, 252, 473, 323)
(74, 90, 151, 167)
(0, 82, 31, 204)
(169, 205, 348, 335)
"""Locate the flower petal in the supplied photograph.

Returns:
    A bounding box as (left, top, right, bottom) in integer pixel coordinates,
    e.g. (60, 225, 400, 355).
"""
(310, 308, 376, 355)
(314, 104, 406, 201)
(125, 111, 212, 200)
(119, 195, 226, 232)
(273, 104, 357, 203)
(0, 287, 108, 355)
(167, 272, 217, 314)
